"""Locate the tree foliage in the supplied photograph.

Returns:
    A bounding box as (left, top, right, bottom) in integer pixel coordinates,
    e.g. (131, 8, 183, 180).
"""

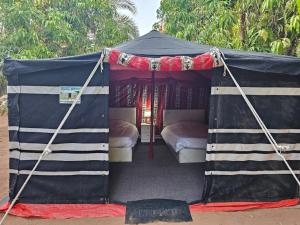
(156, 0, 300, 57)
(0, 0, 139, 59)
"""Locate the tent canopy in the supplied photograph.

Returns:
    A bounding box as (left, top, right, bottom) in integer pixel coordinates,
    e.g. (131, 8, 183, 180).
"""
(4, 30, 300, 76)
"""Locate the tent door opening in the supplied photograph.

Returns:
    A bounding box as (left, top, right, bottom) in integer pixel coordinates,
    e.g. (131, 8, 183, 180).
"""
(108, 68, 212, 203)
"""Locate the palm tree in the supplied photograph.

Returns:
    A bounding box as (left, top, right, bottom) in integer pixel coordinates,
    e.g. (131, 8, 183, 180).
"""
(110, 0, 139, 38)
(112, 0, 137, 15)
(116, 14, 139, 38)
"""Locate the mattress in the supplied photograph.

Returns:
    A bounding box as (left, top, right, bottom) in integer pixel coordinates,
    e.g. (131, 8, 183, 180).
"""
(161, 121, 208, 152)
(109, 119, 139, 148)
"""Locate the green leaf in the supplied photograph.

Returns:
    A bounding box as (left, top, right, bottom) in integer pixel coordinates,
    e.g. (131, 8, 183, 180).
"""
(289, 15, 300, 32)
(258, 29, 269, 42)
(271, 40, 284, 53)
(0, 0, 139, 59)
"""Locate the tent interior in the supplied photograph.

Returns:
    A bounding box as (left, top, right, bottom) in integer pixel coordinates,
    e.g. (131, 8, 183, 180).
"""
(108, 65, 212, 203)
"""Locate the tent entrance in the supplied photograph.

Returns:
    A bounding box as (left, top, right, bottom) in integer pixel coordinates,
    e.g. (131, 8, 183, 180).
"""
(108, 68, 212, 203)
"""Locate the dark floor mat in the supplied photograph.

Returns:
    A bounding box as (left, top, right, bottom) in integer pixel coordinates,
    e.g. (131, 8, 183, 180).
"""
(125, 199, 193, 224)
(109, 143, 205, 203)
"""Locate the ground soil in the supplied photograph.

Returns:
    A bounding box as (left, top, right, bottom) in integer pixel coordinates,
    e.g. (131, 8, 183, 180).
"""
(0, 115, 8, 199)
(0, 115, 300, 225)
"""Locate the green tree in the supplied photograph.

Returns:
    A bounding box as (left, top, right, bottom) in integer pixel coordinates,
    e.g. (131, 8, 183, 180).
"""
(0, 0, 139, 59)
(157, 0, 300, 57)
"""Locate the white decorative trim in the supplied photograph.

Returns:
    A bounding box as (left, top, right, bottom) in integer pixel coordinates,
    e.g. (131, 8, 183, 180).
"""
(10, 151, 108, 161)
(211, 86, 300, 96)
(206, 153, 300, 161)
(207, 143, 299, 152)
(9, 142, 109, 151)
(205, 170, 300, 175)
(7, 86, 109, 95)
(208, 129, 300, 134)
(9, 126, 109, 134)
(9, 169, 109, 176)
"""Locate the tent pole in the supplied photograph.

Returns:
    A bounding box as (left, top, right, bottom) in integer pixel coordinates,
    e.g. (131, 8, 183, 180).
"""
(149, 71, 155, 160)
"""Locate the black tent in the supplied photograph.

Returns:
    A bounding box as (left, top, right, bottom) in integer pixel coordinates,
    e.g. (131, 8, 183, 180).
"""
(2, 30, 300, 218)
(5, 30, 300, 75)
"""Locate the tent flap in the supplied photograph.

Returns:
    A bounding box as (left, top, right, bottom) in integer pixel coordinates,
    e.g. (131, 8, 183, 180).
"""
(203, 69, 300, 202)
(7, 62, 110, 204)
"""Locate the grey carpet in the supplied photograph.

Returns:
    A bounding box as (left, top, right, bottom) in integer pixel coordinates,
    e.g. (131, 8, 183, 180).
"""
(109, 143, 205, 203)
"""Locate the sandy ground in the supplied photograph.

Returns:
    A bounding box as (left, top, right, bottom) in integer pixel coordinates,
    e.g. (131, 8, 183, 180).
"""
(0, 115, 300, 225)
(0, 115, 8, 199)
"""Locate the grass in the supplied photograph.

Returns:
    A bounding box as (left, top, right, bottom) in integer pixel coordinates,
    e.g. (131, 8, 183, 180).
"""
(0, 74, 7, 115)
(0, 95, 7, 115)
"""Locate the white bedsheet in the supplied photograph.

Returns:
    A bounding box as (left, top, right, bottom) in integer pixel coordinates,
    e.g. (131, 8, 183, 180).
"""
(109, 119, 139, 148)
(161, 121, 208, 152)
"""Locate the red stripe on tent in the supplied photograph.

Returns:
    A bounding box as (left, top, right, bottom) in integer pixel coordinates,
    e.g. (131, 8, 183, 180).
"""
(0, 199, 298, 219)
(190, 198, 300, 212)
(0, 202, 125, 219)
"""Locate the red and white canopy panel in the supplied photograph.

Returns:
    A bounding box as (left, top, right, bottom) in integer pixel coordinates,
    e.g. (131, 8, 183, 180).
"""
(103, 48, 223, 71)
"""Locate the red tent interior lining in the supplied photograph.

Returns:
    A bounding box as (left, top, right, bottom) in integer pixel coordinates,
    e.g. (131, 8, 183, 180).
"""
(109, 69, 212, 133)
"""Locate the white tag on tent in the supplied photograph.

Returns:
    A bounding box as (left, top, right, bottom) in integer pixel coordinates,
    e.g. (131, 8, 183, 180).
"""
(59, 86, 81, 104)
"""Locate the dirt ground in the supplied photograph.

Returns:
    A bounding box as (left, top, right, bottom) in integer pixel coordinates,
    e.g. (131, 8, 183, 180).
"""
(1, 115, 300, 225)
(0, 115, 8, 199)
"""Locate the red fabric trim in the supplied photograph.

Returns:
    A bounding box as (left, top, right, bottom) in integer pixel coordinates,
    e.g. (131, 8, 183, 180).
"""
(0, 202, 125, 219)
(107, 49, 215, 71)
(1, 199, 298, 218)
(190, 198, 300, 212)
(128, 55, 150, 71)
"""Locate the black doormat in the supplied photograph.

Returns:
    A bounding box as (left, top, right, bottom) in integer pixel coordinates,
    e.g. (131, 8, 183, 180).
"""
(125, 199, 193, 224)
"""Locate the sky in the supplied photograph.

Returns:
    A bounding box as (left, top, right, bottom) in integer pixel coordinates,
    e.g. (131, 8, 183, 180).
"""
(131, 0, 161, 36)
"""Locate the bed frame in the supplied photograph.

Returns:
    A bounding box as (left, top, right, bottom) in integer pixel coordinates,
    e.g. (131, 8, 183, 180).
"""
(163, 109, 207, 163)
(109, 107, 137, 162)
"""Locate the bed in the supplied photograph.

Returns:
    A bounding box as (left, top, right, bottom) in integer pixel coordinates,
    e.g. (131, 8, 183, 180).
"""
(161, 109, 207, 163)
(109, 107, 139, 162)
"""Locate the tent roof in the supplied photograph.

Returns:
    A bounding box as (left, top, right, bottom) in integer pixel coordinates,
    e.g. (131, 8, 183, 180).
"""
(114, 30, 210, 56)
(4, 30, 300, 76)
(114, 30, 300, 76)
